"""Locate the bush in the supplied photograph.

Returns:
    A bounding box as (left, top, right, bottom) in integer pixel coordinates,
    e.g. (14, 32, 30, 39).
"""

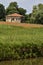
(0, 43, 43, 60)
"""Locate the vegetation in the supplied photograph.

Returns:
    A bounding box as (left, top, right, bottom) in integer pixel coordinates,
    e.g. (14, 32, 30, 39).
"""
(6, 2, 26, 16)
(26, 4, 43, 24)
(0, 4, 6, 21)
(0, 25, 43, 60)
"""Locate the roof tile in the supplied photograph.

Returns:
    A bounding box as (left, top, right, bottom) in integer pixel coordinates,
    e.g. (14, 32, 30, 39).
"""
(7, 13, 23, 17)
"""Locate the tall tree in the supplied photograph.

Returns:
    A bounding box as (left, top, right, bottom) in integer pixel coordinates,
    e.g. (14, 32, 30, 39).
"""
(18, 8, 26, 15)
(6, 2, 26, 16)
(6, 2, 19, 15)
(34, 4, 43, 24)
(29, 3, 43, 24)
(0, 4, 6, 21)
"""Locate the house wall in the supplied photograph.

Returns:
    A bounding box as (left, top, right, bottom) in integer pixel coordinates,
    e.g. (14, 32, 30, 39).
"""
(6, 16, 21, 23)
(11, 17, 21, 23)
(6, 17, 11, 22)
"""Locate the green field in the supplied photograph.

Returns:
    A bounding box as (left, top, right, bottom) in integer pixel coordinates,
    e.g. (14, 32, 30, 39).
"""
(0, 24, 43, 60)
(0, 25, 43, 45)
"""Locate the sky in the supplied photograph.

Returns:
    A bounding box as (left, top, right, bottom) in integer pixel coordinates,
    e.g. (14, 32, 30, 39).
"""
(0, 0, 43, 14)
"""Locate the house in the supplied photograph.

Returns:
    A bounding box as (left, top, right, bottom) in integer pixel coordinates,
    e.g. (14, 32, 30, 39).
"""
(6, 13, 24, 23)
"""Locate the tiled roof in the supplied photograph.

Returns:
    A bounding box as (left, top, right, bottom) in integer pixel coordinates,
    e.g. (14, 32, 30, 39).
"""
(7, 13, 23, 17)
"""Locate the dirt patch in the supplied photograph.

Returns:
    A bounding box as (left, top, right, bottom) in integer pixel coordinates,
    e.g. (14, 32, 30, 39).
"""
(0, 21, 43, 28)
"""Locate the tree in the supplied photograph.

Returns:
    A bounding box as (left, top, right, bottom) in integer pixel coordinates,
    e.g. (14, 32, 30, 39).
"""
(9, 2, 18, 8)
(6, 2, 19, 15)
(35, 12, 43, 24)
(34, 4, 43, 24)
(29, 3, 43, 24)
(25, 13, 32, 23)
(0, 4, 6, 21)
(6, 2, 26, 16)
(18, 8, 26, 15)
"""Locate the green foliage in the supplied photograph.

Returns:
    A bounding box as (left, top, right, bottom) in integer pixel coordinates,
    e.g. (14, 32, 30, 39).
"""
(30, 4, 43, 24)
(6, 2, 26, 16)
(26, 3, 43, 24)
(18, 8, 26, 15)
(0, 4, 6, 21)
(25, 13, 32, 23)
(6, 2, 19, 15)
(0, 25, 42, 60)
(9, 2, 18, 8)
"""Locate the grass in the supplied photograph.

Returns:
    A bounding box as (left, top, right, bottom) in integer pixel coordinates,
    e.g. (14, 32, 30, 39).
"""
(0, 24, 43, 45)
(0, 24, 43, 60)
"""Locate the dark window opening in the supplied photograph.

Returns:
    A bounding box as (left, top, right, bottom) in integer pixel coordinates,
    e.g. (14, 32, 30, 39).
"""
(12, 18, 14, 20)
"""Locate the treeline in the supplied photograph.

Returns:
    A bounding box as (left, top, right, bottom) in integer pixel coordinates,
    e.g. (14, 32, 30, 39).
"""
(0, 43, 43, 60)
(0, 2, 43, 24)
(26, 4, 43, 24)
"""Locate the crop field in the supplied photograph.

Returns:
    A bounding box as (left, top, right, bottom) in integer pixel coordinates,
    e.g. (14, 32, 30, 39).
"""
(0, 23, 43, 60)
(0, 23, 43, 45)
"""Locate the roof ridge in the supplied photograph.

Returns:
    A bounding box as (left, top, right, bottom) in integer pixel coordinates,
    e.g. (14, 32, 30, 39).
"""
(7, 13, 23, 17)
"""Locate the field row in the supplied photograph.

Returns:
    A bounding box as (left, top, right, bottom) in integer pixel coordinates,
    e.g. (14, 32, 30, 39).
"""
(0, 25, 43, 60)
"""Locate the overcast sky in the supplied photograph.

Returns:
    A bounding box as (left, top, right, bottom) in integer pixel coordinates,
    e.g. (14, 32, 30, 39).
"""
(0, 0, 43, 14)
